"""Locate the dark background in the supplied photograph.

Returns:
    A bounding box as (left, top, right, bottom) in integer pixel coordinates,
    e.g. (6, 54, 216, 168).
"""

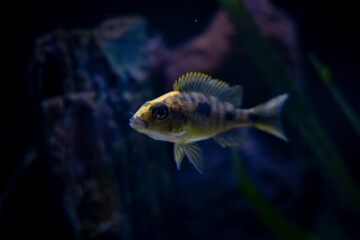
(2, 0, 359, 239)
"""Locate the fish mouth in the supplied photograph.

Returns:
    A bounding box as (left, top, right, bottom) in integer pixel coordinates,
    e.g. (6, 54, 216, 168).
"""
(129, 117, 148, 130)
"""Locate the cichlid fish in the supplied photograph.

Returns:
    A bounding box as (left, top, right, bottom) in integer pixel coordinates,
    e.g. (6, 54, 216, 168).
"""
(129, 72, 288, 173)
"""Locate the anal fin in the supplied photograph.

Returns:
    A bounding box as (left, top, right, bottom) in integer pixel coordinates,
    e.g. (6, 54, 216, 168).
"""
(174, 144, 185, 170)
(213, 128, 244, 147)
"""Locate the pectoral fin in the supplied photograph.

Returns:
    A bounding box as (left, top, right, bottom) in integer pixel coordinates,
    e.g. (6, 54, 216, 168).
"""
(174, 144, 185, 170)
(173, 143, 204, 173)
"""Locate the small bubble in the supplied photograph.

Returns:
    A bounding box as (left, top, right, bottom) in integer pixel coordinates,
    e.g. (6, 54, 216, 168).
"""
(194, 19, 198, 23)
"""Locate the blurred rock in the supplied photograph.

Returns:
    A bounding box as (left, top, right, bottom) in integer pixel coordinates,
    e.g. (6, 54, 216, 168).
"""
(163, 10, 236, 90)
(95, 16, 150, 83)
(243, 0, 304, 85)
(29, 16, 169, 240)
(163, 3, 303, 89)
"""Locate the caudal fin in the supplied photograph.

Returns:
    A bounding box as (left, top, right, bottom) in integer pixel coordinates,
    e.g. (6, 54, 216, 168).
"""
(249, 94, 289, 141)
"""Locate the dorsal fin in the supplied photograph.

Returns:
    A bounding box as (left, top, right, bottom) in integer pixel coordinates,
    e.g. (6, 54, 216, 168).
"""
(173, 72, 243, 107)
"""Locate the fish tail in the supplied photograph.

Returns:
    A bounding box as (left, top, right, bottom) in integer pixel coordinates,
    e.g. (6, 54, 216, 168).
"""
(249, 94, 289, 141)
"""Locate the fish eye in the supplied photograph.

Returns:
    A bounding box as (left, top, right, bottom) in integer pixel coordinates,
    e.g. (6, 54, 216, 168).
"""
(152, 102, 169, 120)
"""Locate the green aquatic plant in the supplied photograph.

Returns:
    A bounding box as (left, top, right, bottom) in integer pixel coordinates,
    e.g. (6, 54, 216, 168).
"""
(308, 53, 360, 138)
(220, 0, 360, 212)
(231, 149, 318, 240)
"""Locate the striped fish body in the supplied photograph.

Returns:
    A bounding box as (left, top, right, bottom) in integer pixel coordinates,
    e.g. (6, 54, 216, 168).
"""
(163, 91, 250, 144)
(129, 72, 288, 173)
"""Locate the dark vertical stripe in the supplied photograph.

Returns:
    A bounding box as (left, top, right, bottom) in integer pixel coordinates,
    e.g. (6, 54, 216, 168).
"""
(195, 102, 212, 116)
(215, 98, 222, 130)
(181, 92, 190, 103)
(188, 92, 200, 111)
(210, 96, 218, 131)
(225, 111, 235, 121)
(187, 92, 197, 106)
(184, 92, 198, 127)
(218, 100, 225, 129)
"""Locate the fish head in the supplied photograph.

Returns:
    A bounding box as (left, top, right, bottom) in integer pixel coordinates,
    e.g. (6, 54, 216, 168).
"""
(129, 92, 186, 142)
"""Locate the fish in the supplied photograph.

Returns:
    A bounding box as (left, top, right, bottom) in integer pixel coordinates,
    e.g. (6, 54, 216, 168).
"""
(129, 72, 288, 173)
